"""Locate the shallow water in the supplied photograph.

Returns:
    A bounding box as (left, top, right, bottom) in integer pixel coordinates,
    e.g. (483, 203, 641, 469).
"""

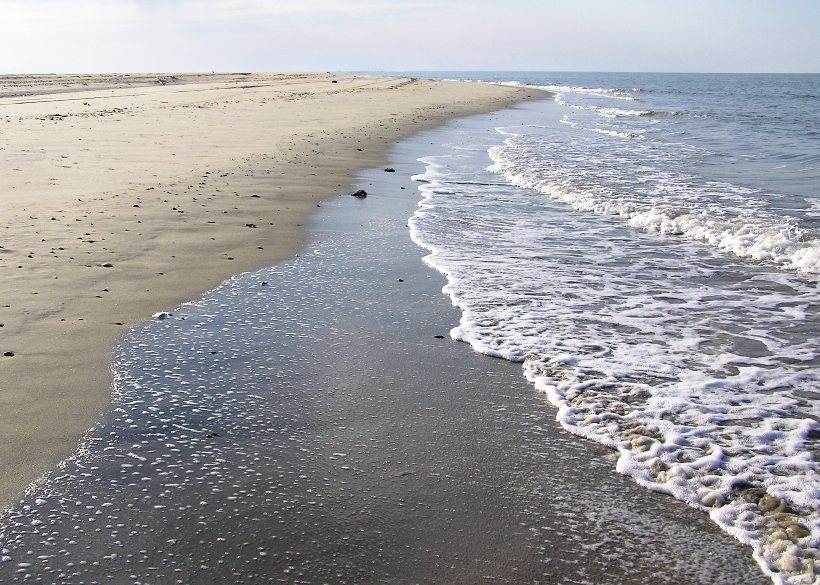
(402, 74, 819, 584)
(0, 124, 767, 584)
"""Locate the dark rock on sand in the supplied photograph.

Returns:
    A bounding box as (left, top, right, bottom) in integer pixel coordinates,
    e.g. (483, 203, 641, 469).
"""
(351, 190, 367, 199)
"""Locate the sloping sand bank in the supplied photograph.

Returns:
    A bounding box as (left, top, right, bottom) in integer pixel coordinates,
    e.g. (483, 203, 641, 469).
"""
(0, 73, 536, 508)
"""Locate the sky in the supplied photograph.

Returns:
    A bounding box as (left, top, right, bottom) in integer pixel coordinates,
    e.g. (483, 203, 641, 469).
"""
(1, 0, 818, 74)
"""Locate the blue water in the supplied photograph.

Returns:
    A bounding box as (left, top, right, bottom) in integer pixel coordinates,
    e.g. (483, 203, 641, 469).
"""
(413, 72, 820, 199)
(404, 72, 820, 272)
(399, 72, 820, 584)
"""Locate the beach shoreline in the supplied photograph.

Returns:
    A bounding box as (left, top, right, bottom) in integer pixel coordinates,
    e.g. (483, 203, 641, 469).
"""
(0, 122, 768, 583)
(0, 73, 541, 510)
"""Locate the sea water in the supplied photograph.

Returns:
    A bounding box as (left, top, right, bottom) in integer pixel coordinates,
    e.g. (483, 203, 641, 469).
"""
(403, 72, 819, 583)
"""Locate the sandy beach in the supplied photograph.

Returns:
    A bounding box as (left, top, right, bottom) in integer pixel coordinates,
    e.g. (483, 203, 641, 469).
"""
(0, 73, 536, 510)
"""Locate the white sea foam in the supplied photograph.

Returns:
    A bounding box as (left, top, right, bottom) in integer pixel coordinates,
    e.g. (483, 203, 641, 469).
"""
(593, 106, 656, 117)
(559, 116, 645, 139)
(409, 136, 820, 584)
(484, 80, 638, 101)
(487, 132, 820, 274)
(556, 98, 669, 119)
(537, 84, 638, 100)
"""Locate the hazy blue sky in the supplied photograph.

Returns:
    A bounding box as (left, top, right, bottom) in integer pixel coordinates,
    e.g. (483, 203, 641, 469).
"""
(1, 0, 818, 73)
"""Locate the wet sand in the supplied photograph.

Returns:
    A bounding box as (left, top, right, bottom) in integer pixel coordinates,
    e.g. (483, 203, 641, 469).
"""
(0, 73, 537, 509)
(0, 121, 768, 583)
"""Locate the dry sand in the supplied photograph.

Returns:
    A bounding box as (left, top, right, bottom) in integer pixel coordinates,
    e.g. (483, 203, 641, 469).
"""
(0, 73, 537, 509)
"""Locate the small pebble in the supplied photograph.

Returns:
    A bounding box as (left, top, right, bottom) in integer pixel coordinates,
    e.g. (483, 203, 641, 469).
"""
(759, 494, 783, 513)
(785, 523, 810, 540)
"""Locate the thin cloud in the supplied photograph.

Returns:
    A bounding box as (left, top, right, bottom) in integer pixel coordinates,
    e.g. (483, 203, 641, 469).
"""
(1, 0, 139, 28)
(174, 0, 451, 19)
(1, 0, 456, 28)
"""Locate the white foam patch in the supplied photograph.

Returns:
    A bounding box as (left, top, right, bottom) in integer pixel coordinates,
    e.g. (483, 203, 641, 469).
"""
(409, 145, 820, 584)
(559, 116, 645, 139)
(487, 132, 820, 274)
(533, 84, 638, 101)
(593, 106, 656, 117)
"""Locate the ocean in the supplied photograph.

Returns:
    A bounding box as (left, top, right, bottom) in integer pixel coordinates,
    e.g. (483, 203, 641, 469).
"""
(404, 72, 819, 583)
(0, 72, 816, 584)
